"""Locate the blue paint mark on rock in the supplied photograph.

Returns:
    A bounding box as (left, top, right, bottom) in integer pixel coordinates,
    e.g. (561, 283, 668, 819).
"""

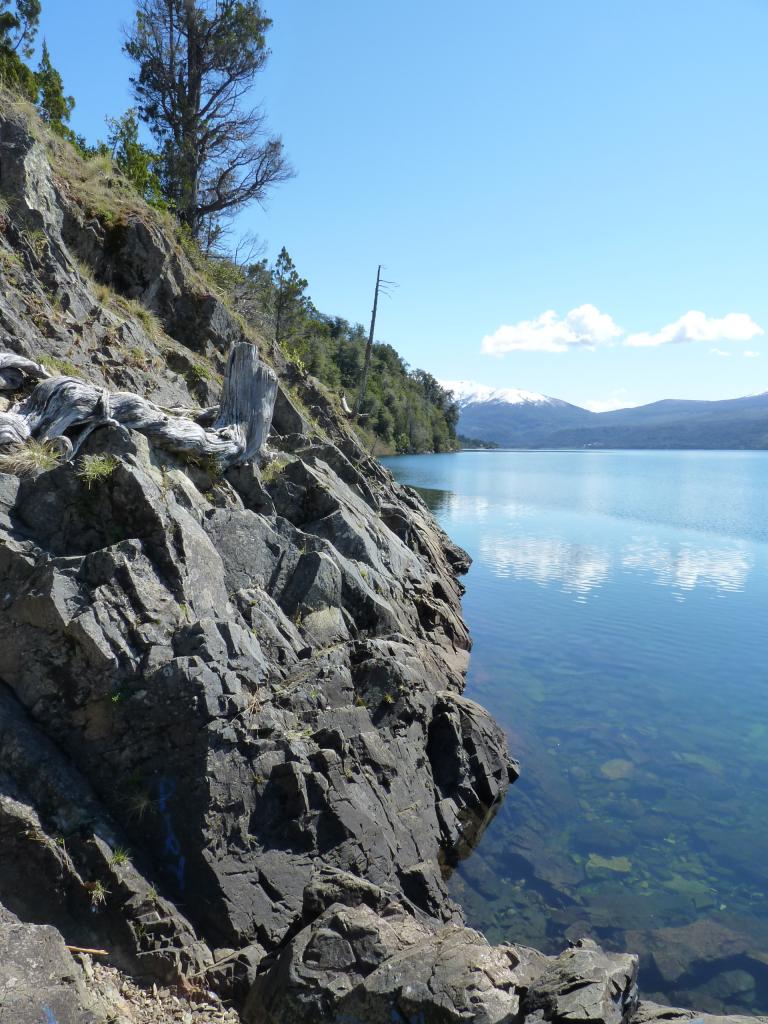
(157, 776, 186, 891)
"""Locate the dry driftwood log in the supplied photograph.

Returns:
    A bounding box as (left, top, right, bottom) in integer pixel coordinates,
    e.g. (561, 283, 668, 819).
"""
(0, 353, 51, 391)
(0, 342, 277, 467)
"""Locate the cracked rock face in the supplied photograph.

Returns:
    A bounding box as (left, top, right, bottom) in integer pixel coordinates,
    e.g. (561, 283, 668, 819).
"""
(0, 421, 513, 972)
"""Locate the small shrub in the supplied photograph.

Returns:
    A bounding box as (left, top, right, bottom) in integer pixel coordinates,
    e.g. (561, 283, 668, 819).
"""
(123, 344, 152, 369)
(24, 228, 47, 260)
(187, 361, 214, 386)
(0, 439, 62, 477)
(77, 453, 118, 488)
(84, 153, 114, 180)
(94, 282, 113, 305)
(133, 304, 164, 343)
(203, 253, 246, 294)
(187, 451, 223, 479)
(103, 291, 165, 343)
(127, 791, 154, 821)
(284, 345, 307, 375)
(260, 456, 288, 485)
(0, 246, 21, 271)
(88, 880, 109, 908)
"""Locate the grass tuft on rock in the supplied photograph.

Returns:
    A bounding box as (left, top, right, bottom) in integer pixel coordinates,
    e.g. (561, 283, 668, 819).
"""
(39, 354, 80, 378)
(77, 453, 119, 488)
(0, 439, 63, 476)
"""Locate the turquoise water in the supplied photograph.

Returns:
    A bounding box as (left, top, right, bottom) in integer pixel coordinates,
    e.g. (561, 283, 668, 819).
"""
(383, 451, 768, 1015)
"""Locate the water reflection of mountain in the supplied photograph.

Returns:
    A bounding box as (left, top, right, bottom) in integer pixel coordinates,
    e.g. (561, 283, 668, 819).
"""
(479, 533, 752, 598)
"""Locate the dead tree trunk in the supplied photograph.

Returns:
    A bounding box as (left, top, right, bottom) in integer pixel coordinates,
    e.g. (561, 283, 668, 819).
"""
(0, 342, 277, 468)
(355, 264, 381, 417)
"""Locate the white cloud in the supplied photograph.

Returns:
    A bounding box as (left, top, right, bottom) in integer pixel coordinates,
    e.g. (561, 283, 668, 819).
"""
(625, 311, 763, 348)
(710, 348, 732, 358)
(481, 304, 622, 355)
(744, 350, 761, 358)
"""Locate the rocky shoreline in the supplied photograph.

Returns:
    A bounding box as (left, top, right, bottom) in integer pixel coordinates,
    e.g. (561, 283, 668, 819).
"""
(0, 100, 764, 1023)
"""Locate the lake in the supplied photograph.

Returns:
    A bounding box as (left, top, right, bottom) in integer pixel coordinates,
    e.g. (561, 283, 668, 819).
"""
(383, 450, 768, 1016)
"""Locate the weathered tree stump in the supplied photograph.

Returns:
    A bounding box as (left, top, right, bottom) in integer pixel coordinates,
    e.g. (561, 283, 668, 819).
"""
(0, 342, 277, 467)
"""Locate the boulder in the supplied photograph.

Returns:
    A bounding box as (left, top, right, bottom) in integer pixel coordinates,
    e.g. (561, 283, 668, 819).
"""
(244, 890, 525, 1024)
(0, 904, 104, 1023)
(522, 939, 639, 1024)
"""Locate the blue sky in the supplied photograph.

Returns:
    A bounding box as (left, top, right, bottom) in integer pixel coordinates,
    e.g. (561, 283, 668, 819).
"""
(38, 0, 768, 409)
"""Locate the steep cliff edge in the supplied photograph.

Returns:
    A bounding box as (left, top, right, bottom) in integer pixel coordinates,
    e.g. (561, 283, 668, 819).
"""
(0, 100, 760, 1024)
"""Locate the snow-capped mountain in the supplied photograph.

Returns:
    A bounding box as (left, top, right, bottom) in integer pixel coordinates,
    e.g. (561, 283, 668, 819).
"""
(439, 379, 768, 449)
(440, 379, 592, 446)
(440, 380, 556, 409)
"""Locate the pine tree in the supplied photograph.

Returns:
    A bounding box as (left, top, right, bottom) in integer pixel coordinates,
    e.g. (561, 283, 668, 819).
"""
(36, 41, 74, 136)
(106, 109, 164, 206)
(272, 247, 308, 348)
(124, 0, 293, 244)
(0, 0, 41, 100)
(0, 0, 40, 58)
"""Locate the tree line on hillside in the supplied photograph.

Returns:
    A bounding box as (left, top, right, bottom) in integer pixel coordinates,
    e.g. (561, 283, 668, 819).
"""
(0, 0, 459, 453)
(236, 251, 459, 453)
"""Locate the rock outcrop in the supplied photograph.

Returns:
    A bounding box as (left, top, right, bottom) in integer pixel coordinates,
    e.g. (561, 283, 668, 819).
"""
(0, 94, 760, 1024)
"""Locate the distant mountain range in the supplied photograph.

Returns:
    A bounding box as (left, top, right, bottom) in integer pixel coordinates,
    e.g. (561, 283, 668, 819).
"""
(441, 379, 768, 449)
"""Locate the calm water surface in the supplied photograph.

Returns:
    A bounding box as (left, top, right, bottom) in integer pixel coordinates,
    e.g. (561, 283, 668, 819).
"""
(383, 450, 768, 1015)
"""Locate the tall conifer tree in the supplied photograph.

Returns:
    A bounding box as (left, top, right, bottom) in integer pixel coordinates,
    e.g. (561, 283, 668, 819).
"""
(124, 0, 292, 246)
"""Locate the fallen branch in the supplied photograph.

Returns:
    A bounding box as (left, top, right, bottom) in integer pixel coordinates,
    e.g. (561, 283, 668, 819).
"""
(66, 945, 109, 956)
(0, 342, 277, 468)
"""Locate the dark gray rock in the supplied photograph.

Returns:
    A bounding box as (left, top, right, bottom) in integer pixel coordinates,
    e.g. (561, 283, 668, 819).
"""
(0, 903, 104, 1023)
(272, 385, 311, 437)
(244, 886, 525, 1024)
(522, 939, 639, 1024)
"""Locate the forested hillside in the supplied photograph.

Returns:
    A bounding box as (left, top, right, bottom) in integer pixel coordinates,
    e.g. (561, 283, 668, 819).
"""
(0, 0, 458, 454)
(230, 253, 459, 453)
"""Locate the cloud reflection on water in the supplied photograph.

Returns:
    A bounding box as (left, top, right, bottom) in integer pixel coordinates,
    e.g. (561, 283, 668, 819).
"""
(415, 487, 754, 600)
(479, 533, 752, 599)
(622, 540, 751, 594)
(481, 536, 611, 599)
